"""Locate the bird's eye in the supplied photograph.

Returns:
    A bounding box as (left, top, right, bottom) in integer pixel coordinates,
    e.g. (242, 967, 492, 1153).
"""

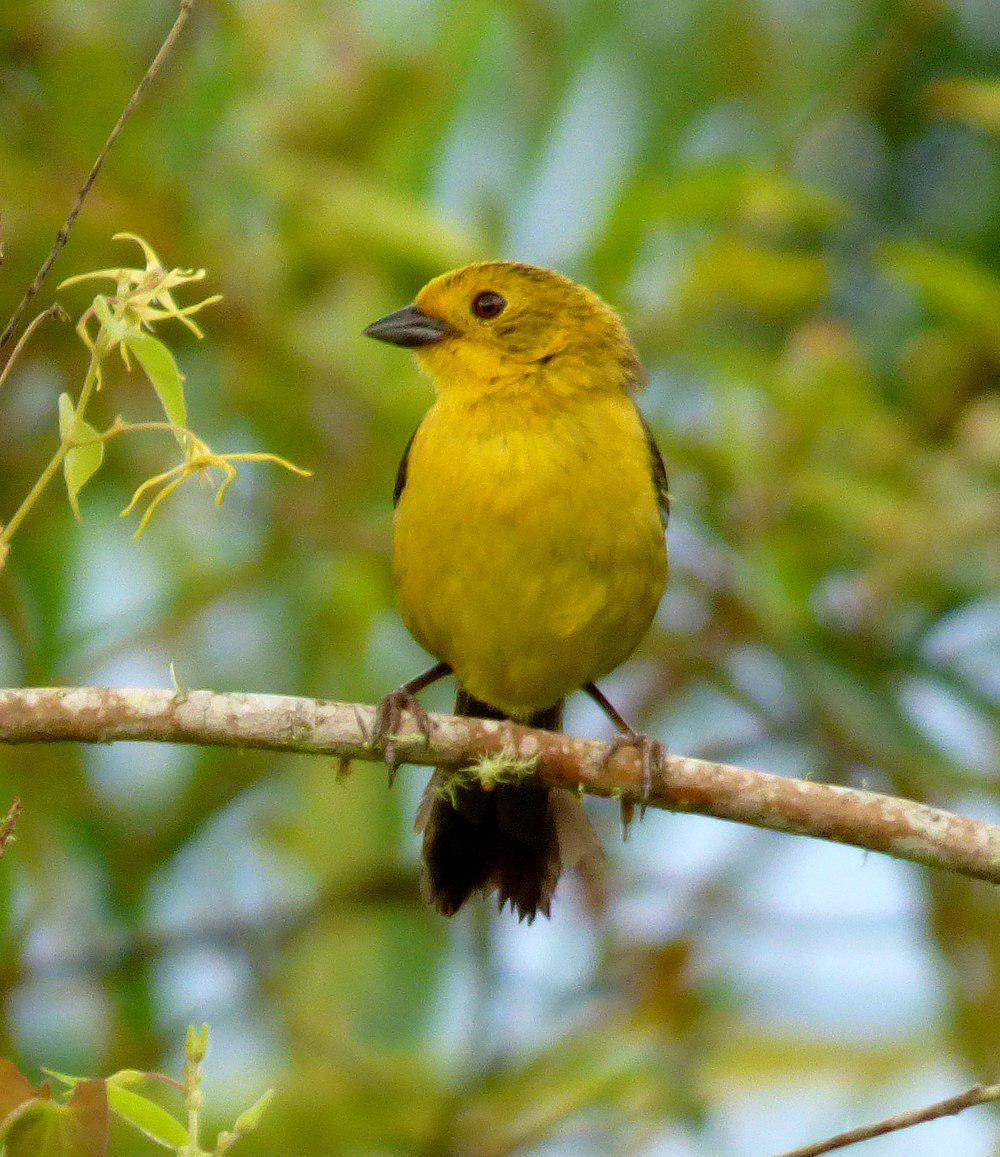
(471, 290, 506, 320)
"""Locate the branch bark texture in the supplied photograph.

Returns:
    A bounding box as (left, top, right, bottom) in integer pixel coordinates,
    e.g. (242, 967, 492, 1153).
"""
(1, 686, 998, 886)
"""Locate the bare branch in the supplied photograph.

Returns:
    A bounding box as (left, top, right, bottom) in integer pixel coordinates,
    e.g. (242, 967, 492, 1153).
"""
(1, 686, 999, 885)
(0, 1, 195, 355)
(777, 1081, 1000, 1157)
(0, 303, 68, 397)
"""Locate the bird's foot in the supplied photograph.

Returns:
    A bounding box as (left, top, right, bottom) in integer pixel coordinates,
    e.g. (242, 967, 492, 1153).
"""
(598, 730, 663, 839)
(372, 689, 433, 787)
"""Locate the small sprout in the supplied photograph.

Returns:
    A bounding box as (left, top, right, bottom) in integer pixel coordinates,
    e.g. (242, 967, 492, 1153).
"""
(15, 1023, 257, 1155)
(233, 1088, 275, 1136)
(185, 1023, 210, 1065)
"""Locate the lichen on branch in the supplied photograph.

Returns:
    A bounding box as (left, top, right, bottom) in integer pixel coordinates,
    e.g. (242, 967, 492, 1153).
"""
(1, 685, 998, 887)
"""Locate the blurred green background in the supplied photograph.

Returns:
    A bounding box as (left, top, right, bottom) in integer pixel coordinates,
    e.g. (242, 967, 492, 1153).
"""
(1, 0, 998, 1152)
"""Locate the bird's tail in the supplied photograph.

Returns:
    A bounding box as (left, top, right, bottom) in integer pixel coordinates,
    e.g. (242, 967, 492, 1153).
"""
(416, 688, 605, 921)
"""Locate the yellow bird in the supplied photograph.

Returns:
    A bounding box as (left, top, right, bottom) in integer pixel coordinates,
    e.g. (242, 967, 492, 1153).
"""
(365, 262, 668, 920)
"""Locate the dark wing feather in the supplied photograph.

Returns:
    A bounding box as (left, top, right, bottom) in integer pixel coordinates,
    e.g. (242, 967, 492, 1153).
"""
(637, 409, 669, 529)
(393, 426, 419, 507)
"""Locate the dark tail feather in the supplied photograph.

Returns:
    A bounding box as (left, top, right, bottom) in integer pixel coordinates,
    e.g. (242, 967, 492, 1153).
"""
(418, 690, 601, 921)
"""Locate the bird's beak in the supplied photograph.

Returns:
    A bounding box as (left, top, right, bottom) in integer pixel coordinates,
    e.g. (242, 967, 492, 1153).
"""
(363, 304, 453, 348)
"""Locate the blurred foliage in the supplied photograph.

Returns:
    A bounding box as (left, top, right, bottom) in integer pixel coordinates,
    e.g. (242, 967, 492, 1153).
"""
(0, 0, 998, 1153)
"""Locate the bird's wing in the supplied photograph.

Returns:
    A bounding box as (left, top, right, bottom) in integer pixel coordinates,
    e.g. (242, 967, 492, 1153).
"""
(393, 425, 419, 507)
(637, 409, 670, 530)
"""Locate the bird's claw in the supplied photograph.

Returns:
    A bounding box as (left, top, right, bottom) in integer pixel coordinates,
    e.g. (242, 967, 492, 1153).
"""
(373, 690, 433, 787)
(599, 731, 663, 839)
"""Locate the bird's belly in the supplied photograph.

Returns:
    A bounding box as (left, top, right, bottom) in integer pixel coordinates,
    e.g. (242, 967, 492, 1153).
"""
(393, 439, 666, 718)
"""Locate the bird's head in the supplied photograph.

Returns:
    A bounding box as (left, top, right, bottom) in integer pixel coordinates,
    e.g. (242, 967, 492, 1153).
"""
(364, 262, 643, 398)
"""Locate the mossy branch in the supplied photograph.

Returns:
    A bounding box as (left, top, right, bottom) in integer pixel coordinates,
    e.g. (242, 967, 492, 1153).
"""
(0, 686, 998, 886)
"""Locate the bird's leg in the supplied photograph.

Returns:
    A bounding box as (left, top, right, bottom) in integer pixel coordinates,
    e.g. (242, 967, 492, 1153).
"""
(374, 662, 452, 786)
(584, 682, 663, 834)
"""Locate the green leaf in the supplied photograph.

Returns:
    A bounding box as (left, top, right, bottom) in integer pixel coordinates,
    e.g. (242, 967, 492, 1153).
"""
(43, 1067, 148, 1091)
(58, 393, 104, 520)
(3, 1081, 108, 1157)
(9, 1103, 66, 1155)
(108, 1085, 189, 1149)
(124, 331, 187, 428)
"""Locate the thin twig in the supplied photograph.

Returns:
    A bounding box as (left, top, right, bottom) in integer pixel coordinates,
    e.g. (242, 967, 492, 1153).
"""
(0, 304, 68, 396)
(0, 686, 998, 886)
(0, 0, 195, 354)
(0, 796, 22, 858)
(777, 1081, 1000, 1157)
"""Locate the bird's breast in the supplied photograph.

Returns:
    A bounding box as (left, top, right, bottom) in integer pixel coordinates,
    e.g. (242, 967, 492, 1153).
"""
(392, 394, 667, 716)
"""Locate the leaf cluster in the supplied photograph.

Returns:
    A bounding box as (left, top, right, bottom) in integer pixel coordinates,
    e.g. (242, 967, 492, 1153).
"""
(0, 1025, 272, 1157)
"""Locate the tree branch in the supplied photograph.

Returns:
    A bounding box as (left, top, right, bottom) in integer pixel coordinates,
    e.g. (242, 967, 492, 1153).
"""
(777, 1081, 1000, 1156)
(1, 686, 998, 885)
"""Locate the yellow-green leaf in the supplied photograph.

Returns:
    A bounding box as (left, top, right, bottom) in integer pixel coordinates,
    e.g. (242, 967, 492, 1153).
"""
(108, 1085, 189, 1149)
(58, 393, 104, 521)
(124, 331, 187, 428)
